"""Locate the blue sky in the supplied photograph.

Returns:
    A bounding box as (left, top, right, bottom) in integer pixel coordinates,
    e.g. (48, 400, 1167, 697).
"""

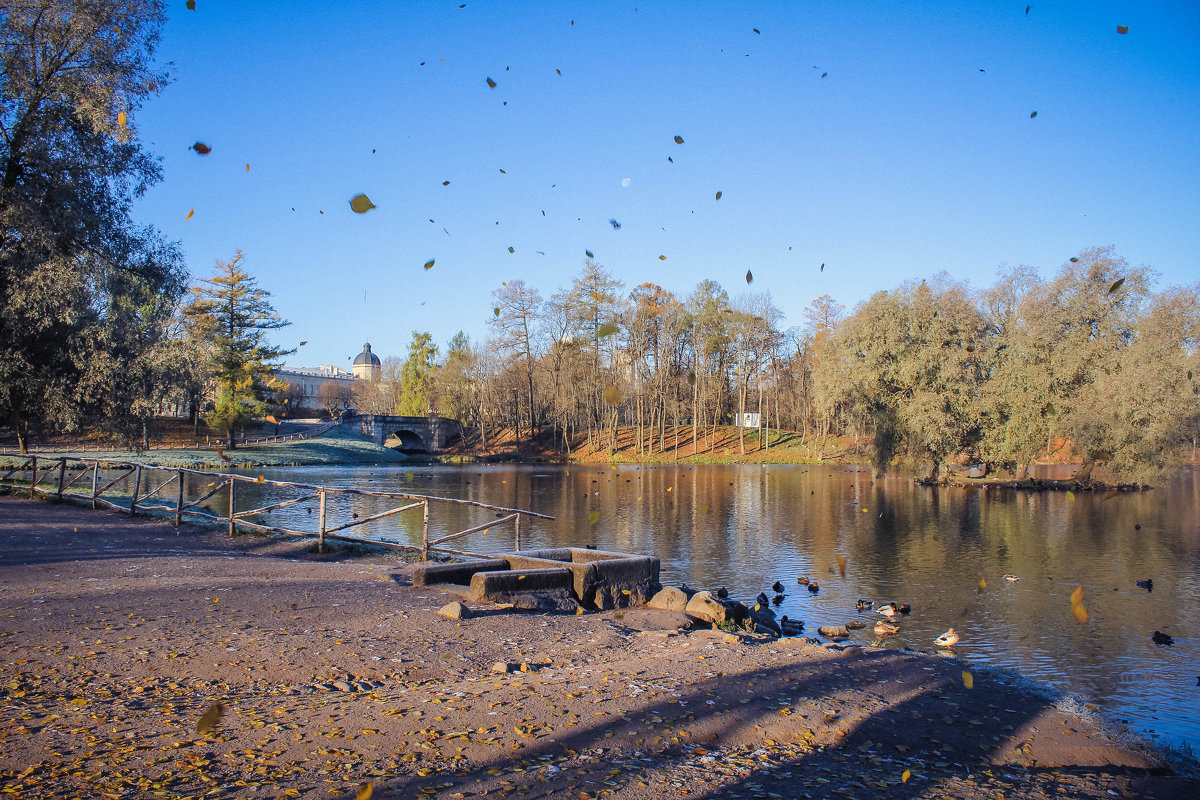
(130, 1, 1200, 369)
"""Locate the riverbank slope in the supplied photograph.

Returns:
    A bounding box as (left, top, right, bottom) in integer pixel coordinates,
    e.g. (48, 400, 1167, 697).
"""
(1, 495, 1195, 799)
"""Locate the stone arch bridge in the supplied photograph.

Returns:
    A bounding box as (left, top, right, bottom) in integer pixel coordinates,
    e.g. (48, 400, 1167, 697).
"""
(355, 414, 463, 453)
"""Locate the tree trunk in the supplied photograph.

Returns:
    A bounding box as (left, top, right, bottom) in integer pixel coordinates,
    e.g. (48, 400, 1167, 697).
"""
(1016, 463, 1029, 480)
(16, 429, 27, 455)
(226, 429, 236, 450)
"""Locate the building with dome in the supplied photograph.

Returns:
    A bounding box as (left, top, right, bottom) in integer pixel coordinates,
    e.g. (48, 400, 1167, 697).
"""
(352, 343, 382, 382)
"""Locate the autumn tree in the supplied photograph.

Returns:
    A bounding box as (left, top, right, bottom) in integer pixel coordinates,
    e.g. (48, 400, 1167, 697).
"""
(184, 251, 293, 449)
(488, 279, 542, 442)
(316, 380, 352, 419)
(0, 0, 183, 452)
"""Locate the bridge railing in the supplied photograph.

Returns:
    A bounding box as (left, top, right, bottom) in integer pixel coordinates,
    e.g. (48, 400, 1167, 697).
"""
(0, 453, 552, 560)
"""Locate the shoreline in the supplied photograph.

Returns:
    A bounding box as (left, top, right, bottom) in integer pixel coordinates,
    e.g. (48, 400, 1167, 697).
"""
(1, 495, 1197, 799)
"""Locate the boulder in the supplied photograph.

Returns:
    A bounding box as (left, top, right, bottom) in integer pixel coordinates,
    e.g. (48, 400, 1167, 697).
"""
(818, 625, 849, 639)
(437, 601, 470, 620)
(648, 586, 689, 612)
(845, 620, 865, 630)
(685, 590, 730, 624)
(495, 588, 581, 614)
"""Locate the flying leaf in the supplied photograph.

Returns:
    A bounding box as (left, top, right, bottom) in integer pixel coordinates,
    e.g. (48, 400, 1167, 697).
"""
(687, 371, 696, 386)
(486, 77, 497, 88)
(1066, 490, 1076, 501)
(1070, 257, 1079, 262)
(603, 385, 622, 406)
(1072, 600, 1088, 623)
(493, 307, 500, 317)
(187, 0, 196, 8)
(715, 191, 722, 200)
(556, 69, 561, 75)
(597, 322, 619, 338)
(836, 554, 847, 577)
(658, 255, 667, 260)
(405, 470, 415, 482)
(585, 250, 595, 258)
(191, 141, 211, 155)
(424, 259, 435, 270)
(265, 415, 278, 424)
(979, 576, 987, 591)
(349, 194, 376, 213)
(442, 180, 450, 186)
(962, 671, 974, 689)
(745, 269, 753, 284)
(1108, 277, 1125, 294)
(507, 246, 515, 253)
(197, 701, 224, 734)
(609, 218, 621, 229)
(902, 769, 911, 783)
(1044, 402, 1056, 417)
(1029, 111, 1037, 118)
(753, 28, 760, 34)
(256, 475, 265, 483)
(244, 163, 250, 172)
(673, 135, 684, 144)
(117, 111, 127, 127)
(185, 208, 195, 221)
(587, 511, 600, 525)
(1117, 25, 1129, 34)
(356, 783, 374, 800)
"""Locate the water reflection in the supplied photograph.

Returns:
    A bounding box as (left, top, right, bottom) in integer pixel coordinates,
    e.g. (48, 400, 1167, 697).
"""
(234, 463, 1197, 752)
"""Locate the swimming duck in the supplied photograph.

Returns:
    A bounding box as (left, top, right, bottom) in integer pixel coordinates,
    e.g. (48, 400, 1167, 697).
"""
(797, 577, 810, 586)
(807, 582, 820, 594)
(1002, 574, 1020, 582)
(856, 599, 873, 612)
(772, 594, 784, 605)
(934, 628, 959, 648)
(874, 621, 900, 636)
(1152, 630, 1174, 646)
(772, 581, 785, 593)
(876, 602, 898, 618)
(1136, 579, 1154, 592)
(897, 603, 912, 615)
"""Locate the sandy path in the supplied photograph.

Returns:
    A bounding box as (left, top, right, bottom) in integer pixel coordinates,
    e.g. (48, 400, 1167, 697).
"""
(1, 494, 1196, 799)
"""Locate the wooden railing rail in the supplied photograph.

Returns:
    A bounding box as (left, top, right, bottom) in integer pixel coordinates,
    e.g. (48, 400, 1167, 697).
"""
(0, 453, 552, 560)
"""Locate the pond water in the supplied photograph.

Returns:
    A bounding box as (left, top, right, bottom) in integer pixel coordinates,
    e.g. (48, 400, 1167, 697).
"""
(226, 462, 1199, 753)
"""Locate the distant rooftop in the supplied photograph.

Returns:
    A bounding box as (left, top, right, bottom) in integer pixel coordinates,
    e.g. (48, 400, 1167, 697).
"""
(276, 364, 353, 378)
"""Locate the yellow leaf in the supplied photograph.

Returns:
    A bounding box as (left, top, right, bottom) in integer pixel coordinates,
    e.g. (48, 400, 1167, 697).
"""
(1072, 601, 1089, 623)
(901, 769, 911, 783)
(962, 671, 973, 689)
(424, 259, 435, 270)
(185, 208, 194, 221)
(1066, 490, 1076, 501)
(197, 701, 224, 734)
(350, 194, 376, 213)
(1070, 585, 1084, 607)
(836, 554, 847, 577)
(117, 111, 127, 127)
(356, 782, 374, 800)
(587, 511, 600, 526)
(603, 385, 622, 406)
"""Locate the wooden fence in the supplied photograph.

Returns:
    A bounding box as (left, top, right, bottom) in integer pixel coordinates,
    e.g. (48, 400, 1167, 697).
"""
(0, 453, 552, 560)
(11, 421, 339, 453)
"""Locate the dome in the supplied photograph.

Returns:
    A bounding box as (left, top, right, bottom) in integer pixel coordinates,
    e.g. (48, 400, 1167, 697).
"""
(353, 343, 381, 367)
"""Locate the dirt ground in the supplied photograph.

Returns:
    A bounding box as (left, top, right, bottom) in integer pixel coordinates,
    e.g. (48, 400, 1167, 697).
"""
(1, 494, 1197, 800)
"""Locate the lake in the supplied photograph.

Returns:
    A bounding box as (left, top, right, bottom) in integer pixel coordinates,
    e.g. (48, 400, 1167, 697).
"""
(229, 462, 1198, 754)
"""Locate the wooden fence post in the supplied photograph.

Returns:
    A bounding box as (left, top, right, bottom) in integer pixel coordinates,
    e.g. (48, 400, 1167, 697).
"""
(421, 500, 430, 561)
(130, 465, 141, 516)
(175, 469, 184, 528)
(515, 513, 522, 551)
(90, 462, 98, 510)
(29, 455, 37, 498)
(227, 479, 235, 537)
(317, 489, 326, 554)
(56, 458, 66, 500)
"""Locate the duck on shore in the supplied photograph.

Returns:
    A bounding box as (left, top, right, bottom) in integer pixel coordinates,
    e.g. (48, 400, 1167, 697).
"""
(935, 628, 960, 648)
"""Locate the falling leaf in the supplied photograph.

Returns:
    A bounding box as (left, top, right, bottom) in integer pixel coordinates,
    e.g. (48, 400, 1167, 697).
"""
(299, 340, 308, 345)
(117, 111, 127, 127)
(836, 554, 847, 577)
(1070, 257, 1079, 262)
(1025, 5, 1031, 14)
(244, 163, 250, 172)
(753, 28, 760, 34)
(603, 385, 622, 406)
(588, 511, 600, 526)
(486, 77, 497, 88)
(673, 135, 685, 144)
(715, 191, 722, 200)
(1117, 25, 1129, 34)
(256, 475, 265, 483)
(1108, 277, 1125, 294)
(962, 671, 974, 689)
(1070, 586, 1088, 623)
(349, 194, 376, 213)
(597, 322, 619, 338)
(422, 259, 435, 271)
(902, 769, 911, 783)
(556, 68, 561, 75)
(187, 0, 196, 8)
(658, 255, 667, 260)
(979, 576, 987, 591)
(356, 783, 374, 800)
(1029, 111, 1037, 118)
(820, 262, 825, 271)
(687, 371, 696, 386)
(191, 141, 211, 155)
(493, 307, 500, 317)
(197, 702, 224, 734)
(585, 249, 595, 258)
(507, 246, 515, 253)
(745, 269, 753, 284)
(185, 208, 195, 221)
(609, 218, 621, 229)
(1065, 490, 1076, 502)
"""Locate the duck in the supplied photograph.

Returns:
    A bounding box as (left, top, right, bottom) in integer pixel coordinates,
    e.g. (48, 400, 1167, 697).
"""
(807, 582, 820, 594)
(756, 592, 770, 608)
(876, 602, 898, 618)
(715, 587, 729, 600)
(934, 628, 960, 648)
(772, 581, 785, 593)
(874, 621, 900, 636)
(856, 599, 874, 612)
(772, 594, 784, 605)
(897, 603, 912, 615)
(1152, 631, 1174, 646)
(1002, 574, 1020, 582)
(1136, 579, 1154, 592)
(797, 576, 810, 586)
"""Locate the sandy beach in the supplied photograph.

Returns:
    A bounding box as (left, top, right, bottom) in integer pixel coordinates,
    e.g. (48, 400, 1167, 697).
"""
(1, 494, 1196, 800)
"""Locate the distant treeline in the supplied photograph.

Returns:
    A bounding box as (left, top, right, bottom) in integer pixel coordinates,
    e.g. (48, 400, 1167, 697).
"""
(383, 247, 1196, 484)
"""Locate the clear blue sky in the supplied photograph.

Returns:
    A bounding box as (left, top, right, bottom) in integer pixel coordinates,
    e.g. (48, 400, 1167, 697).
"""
(131, 0, 1200, 369)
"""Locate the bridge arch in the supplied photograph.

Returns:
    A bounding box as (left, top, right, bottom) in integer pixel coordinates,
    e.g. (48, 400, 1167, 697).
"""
(384, 429, 427, 453)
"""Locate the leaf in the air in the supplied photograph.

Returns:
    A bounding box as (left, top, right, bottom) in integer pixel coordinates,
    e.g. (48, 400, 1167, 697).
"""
(597, 322, 619, 338)
(962, 671, 974, 689)
(350, 194, 376, 213)
(191, 141, 211, 155)
(588, 511, 600, 526)
(197, 701, 224, 734)
(507, 246, 515, 253)
(1044, 402, 1056, 417)
(687, 371, 696, 386)
(836, 554, 847, 577)
(585, 250, 594, 258)
(117, 111, 127, 127)
(244, 163, 249, 172)
(1108, 277, 1125, 294)
(673, 135, 684, 144)
(1029, 111, 1037, 118)
(603, 385, 622, 406)
(185, 208, 194, 221)
(486, 77, 497, 88)
(659, 255, 667, 260)
(493, 307, 500, 317)
(405, 470, 415, 482)
(1066, 490, 1076, 501)
(745, 270, 753, 284)
(423, 259, 435, 270)
(187, 0, 196, 8)
(1117, 25, 1129, 34)
(1070, 585, 1088, 623)
(753, 28, 760, 34)
(1070, 257, 1079, 262)
(356, 783, 374, 800)
(556, 69, 561, 75)
(902, 769, 911, 783)
(715, 191, 722, 200)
